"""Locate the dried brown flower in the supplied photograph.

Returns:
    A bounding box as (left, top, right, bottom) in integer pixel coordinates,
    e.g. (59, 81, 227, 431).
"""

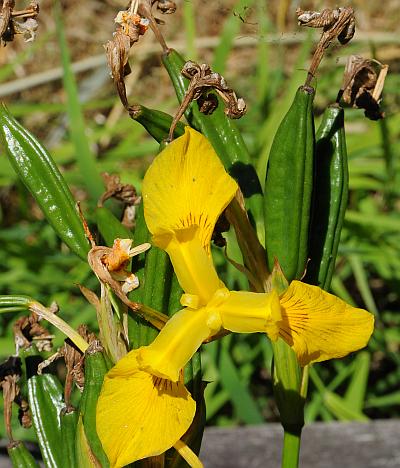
(296, 6, 356, 86)
(168, 60, 247, 140)
(13, 312, 53, 353)
(338, 55, 389, 120)
(0, 0, 39, 45)
(0, 356, 22, 441)
(105, 0, 173, 110)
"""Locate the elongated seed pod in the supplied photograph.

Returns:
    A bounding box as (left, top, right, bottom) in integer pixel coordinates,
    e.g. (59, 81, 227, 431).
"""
(7, 441, 40, 468)
(60, 406, 78, 467)
(305, 104, 348, 290)
(79, 342, 110, 468)
(75, 415, 101, 468)
(264, 86, 315, 281)
(27, 373, 65, 468)
(0, 105, 89, 260)
(129, 202, 181, 347)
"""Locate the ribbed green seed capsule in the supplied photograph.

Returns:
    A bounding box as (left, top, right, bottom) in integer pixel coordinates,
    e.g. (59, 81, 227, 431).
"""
(0, 104, 89, 260)
(264, 86, 315, 281)
(305, 105, 348, 290)
(60, 406, 78, 467)
(27, 373, 65, 468)
(79, 341, 110, 468)
(7, 441, 40, 468)
(129, 202, 181, 347)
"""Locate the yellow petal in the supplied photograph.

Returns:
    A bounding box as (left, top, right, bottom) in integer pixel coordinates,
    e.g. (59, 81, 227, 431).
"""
(139, 307, 221, 382)
(96, 350, 196, 467)
(158, 226, 223, 304)
(214, 289, 282, 340)
(142, 127, 238, 254)
(278, 281, 375, 366)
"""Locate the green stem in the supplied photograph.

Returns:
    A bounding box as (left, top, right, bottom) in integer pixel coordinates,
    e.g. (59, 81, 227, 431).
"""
(282, 429, 302, 468)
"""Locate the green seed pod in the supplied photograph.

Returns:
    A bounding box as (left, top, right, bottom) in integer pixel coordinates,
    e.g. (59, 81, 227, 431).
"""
(264, 86, 315, 281)
(305, 105, 348, 290)
(7, 441, 40, 468)
(60, 406, 78, 467)
(129, 104, 185, 142)
(161, 49, 263, 230)
(27, 373, 65, 468)
(129, 202, 181, 347)
(0, 104, 89, 260)
(95, 206, 134, 247)
(75, 415, 101, 468)
(79, 341, 110, 468)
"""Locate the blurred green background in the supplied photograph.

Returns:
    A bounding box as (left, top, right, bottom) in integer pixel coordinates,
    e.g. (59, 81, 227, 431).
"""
(0, 0, 399, 437)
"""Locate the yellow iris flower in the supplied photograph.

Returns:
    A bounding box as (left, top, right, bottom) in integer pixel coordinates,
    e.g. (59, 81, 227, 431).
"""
(96, 127, 374, 467)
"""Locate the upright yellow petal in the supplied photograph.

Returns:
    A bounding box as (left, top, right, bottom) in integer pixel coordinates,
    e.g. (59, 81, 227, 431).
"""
(278, 281, 374, 366)
(139, 306, 221, 382)
(96, 350, 196, 467)
(142, 127, 238, 254)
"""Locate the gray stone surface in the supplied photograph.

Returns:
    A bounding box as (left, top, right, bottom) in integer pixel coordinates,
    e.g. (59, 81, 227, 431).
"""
(1, 420, 399, 467)
(200, 420, 400, 467)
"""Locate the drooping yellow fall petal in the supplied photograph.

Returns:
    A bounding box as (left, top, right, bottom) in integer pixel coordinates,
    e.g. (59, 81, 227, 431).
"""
(142, 127, 238, 254)
(96, 350, 196, 468)
(212, 289, 282, 340)
(278, 281, 374, 366)
(139, 306, 221, 382)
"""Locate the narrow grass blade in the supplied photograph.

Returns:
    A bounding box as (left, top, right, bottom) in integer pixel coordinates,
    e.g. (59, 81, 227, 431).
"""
(344, 351, 370, 412)
(54, 0, 103, 201)
(183, 0, 197, 60)
(348, 254, 378, 315)
(212, 0, 256, 74)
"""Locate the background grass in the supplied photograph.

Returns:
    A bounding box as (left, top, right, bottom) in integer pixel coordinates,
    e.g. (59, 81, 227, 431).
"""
(0, 0, 399, 435)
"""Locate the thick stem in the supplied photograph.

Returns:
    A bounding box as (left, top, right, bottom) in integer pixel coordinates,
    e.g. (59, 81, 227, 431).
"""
(282, 429, 302, 468)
